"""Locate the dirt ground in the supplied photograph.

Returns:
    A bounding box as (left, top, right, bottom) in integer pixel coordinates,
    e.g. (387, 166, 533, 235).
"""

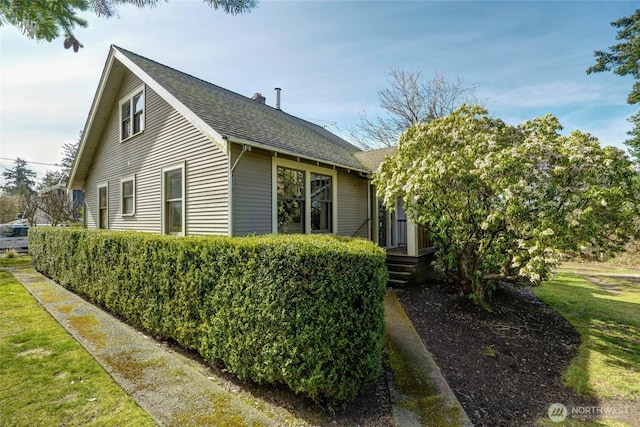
(395, 282, 597, 427)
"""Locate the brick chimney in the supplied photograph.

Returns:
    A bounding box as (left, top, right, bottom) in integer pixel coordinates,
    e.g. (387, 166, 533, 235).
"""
(251, 92, 266, 104)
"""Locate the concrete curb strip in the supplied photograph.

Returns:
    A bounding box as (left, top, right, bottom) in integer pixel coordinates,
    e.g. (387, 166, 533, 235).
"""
(384, 290, 473, 426)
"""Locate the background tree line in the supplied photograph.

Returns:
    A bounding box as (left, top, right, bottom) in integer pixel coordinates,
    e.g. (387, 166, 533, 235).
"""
(0, 140, 80, 225)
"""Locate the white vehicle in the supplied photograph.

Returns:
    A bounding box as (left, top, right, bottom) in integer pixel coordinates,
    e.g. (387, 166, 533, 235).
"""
(0, 223, 29, 253)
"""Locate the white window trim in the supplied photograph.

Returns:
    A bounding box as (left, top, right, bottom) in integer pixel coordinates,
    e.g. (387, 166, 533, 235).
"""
(161, 162, 186, 236)
(119, 84, 145, 142)
(97, 182, 109, 230)
(271, 157, 338, 235)
(120, 175, 136, 217)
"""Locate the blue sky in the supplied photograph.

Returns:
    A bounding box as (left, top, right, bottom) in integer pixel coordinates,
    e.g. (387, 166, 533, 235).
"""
(1, 0, 638, 182)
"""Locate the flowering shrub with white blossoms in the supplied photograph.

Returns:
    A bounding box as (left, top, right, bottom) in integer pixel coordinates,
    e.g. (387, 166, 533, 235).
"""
(375, 105, 640, 308)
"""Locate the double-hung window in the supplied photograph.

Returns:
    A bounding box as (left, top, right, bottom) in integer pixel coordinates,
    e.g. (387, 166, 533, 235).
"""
(98, 183, 108, 229)
(277, 166, 305, 234)
(310, 173, 332, 233)
(162, 164, 185, 235)
(120, 86, 145, 141)
(273, 159, 337, 234)
(121, 176, 136, 216)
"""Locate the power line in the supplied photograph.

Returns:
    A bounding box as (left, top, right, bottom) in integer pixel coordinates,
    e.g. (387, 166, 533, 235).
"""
(0, 157, 62, 167)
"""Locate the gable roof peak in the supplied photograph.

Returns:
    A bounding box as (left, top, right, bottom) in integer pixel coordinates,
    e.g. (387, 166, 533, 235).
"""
(112, 46, 367, 171)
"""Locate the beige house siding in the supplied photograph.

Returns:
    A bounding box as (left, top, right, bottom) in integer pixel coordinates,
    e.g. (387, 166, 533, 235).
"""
(231, 145, 273, 236)
(84, 71, 230, 235)
(337, 170, 369, 238)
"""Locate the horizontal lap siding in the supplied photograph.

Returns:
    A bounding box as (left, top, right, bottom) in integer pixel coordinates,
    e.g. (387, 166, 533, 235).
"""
(230, 151, 369, 238)
(84, 71, 229, 235)
(231, 145, 272, 236)
(337, 171, 369, 238)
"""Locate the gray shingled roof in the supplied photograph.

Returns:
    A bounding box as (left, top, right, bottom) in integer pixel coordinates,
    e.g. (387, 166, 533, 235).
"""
(354, 146, 397, 171)
(116, 47, 368, 171)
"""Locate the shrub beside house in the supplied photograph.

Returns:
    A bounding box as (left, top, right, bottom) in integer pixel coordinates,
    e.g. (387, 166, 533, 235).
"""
(30, 227, 388, 406)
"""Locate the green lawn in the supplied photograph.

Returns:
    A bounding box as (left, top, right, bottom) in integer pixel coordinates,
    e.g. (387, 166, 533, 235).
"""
(0, 262, 155, 426)
(0, 254, 32, 267)
(534, 266, 640, 426)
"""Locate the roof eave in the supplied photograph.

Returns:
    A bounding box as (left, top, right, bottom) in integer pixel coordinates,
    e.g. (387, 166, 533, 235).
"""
(225, 135, 372, 175)
(68, 48, 118, 191)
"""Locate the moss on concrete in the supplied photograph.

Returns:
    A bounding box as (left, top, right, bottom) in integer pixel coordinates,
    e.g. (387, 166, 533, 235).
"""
(55, 304, 75, 314)
(384, 291, 471, 426)
(39, 291, 67, 304)
(101, 352, 166, 384)
(67, 314, 106, 349)
(172, 393, 263, 427)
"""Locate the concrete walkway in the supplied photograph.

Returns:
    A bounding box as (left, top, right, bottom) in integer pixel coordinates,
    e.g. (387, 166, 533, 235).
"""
(8, 267, 280, 426)
(8, 266, 471, 426)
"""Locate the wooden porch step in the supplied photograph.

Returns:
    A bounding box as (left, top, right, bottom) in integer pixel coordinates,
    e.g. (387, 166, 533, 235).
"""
(386, 264, 416, 288)
(385, 247, 437, 287)
(385, 263, 416, 273)
(388, 270, 413, 281)
(388, 278, 411, 288)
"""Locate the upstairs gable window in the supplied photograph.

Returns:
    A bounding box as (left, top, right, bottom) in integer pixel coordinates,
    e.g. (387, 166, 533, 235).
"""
(120, 86, 145, 141)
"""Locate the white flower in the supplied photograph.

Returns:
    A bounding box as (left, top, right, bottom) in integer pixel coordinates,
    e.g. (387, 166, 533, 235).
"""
(541, 228, 554, 236)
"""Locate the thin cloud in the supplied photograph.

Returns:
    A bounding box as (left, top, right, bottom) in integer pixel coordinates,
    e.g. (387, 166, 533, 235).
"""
(480, 81, 605, 109)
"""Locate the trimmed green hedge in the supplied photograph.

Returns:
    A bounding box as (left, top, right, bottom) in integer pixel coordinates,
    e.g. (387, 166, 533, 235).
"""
(29, 228, 388, 407)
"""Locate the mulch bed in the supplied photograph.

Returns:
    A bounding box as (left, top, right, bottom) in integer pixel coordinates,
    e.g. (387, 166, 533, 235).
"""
(396, 282, 597, 426)
(170, 280, 596, 426)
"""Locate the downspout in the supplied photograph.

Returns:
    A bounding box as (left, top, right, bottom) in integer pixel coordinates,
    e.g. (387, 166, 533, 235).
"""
(82, 187, 87, 228)
(231, 144, 250, 173)
(367, 179, 372, 240)
(228, 143, 250, 236)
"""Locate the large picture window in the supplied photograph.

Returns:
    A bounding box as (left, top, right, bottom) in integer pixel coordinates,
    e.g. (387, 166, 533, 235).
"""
(98, 183, 108, 229)
(163, 164, 185, 235)
(273, 159, 337, 234)
(120, 86, 144, 141)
